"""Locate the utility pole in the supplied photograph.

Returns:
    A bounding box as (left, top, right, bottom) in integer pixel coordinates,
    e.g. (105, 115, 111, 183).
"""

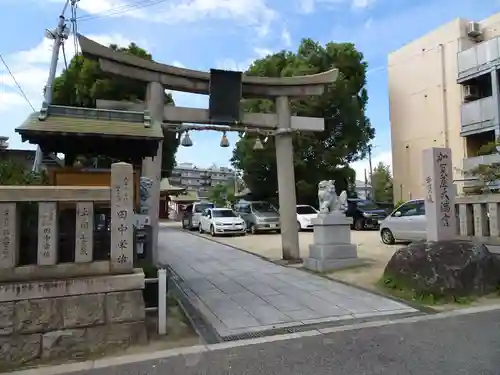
(32, 0, 71, 172)
(233, 169, 239, 195)
(368, 145, 374, 200)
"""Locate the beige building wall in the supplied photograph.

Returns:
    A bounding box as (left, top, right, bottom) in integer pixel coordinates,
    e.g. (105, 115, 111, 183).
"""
(388, 13, 500, 202)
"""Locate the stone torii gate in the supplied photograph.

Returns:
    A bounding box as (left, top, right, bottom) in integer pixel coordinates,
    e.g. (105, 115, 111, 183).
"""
(78, 34, 338, 262)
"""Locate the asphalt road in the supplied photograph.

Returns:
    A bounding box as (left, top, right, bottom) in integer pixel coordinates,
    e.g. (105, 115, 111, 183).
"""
(70, 309, 500, 375)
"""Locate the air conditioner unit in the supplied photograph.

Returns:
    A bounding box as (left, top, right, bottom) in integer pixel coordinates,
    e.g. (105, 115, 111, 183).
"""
(464, 85, 479, 101)
(467, 22, 482, 38)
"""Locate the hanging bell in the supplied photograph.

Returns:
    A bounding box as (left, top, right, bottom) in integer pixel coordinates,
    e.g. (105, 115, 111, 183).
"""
(181, 131, 193, 147)
(220, 131, 230, 148)
(253, 137, 264, 150)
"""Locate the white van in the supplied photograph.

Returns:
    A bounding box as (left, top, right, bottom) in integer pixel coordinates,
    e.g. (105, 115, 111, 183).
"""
(181, 201, 215, 230)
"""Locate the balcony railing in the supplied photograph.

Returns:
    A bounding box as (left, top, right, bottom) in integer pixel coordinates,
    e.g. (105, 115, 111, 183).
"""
(460, 96, 497, 135)
(457, 36, 500, 81)
(463, 153, 500, 171)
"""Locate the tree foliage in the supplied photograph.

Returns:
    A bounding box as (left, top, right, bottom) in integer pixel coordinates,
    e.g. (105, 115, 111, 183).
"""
(207, 183, 234, 207)
(52, 43, 178, 177)
(462, 137, 500, 194)
(231, 39, 374, 205)
(0, 160, 47, 185)
(372, 162, 393, 202)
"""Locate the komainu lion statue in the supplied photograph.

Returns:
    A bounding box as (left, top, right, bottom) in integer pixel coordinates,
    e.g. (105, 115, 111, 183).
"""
(317, 180, 348, 213)
(139, 177, 154, 214)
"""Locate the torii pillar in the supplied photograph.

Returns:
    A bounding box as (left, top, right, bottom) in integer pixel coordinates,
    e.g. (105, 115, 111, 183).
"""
(275, 97, 298, 259)
(143, 82, 164, 262)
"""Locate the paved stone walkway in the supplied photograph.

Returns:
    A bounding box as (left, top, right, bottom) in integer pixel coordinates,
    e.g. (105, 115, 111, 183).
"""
(158, 228, 418, 341)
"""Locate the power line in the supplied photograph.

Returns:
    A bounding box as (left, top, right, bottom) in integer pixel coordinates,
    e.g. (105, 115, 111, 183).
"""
(0, 53, 35, 111)
(77, 0, 169, 22)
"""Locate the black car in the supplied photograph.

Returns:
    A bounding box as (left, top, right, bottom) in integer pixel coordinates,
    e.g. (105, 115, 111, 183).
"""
(345, 199, 388, 230)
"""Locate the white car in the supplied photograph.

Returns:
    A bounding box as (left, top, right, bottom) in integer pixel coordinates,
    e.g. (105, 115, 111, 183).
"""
(199, 208, 246, 236)
(379, 199, 427, 244)
(296, 205, 319, 231)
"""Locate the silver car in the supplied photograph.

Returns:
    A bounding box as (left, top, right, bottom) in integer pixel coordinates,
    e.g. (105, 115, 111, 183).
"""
(379, 199, 427, 244)
(234, 200, 280, 234)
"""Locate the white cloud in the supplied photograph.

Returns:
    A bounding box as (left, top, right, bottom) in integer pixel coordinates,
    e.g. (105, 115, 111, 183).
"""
(215, 45, 278, 72)
(54, 0, 277, 36)
(350, 150, 392, 182)
(351, 0, 374, 9)
(254, 47, 273, 58)
(297, 0, 316, 13)
(171, 60, 186, 68)
(281, 28, 292, 47)
(297, 0, 371, 13)
(364, 18, 373, 29)
(0, 91, 26, 110)
(0, 33, 144, 110)
(216, 58, 253, 72)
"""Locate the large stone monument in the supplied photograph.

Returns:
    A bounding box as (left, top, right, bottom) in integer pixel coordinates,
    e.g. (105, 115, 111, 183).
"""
(422, 147, 457, 241)
(304, 181, 361, 272)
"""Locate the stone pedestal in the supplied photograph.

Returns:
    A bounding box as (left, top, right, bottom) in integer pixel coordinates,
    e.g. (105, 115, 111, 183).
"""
(304, 212, 361, 272)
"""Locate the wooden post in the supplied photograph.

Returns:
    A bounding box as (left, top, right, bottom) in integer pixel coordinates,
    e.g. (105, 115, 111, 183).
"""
(110, 162, 134, 272)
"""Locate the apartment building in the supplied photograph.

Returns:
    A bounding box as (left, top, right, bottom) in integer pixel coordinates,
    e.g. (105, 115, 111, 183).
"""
(169, 162, 235, 198)
(388, 13, 500, 201)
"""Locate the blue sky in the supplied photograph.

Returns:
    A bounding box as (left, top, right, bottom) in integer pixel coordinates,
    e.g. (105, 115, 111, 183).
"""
(1, 0, 499, 179)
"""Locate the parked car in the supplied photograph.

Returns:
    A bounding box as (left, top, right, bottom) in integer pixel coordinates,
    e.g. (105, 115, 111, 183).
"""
(379, 199, 426, 244)
(234, 200, 280, 234)
(296, 205, 318, 231)
(181, 201, 215, 230)
(345, 199, 388, 230)
(199, 208, 246, 236)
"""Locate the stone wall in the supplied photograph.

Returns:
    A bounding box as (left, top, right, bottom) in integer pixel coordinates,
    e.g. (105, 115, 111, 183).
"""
(0, 271, 146, 368)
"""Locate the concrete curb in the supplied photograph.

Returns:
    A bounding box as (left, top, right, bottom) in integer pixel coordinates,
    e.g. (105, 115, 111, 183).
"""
(9, 303, 500, 375)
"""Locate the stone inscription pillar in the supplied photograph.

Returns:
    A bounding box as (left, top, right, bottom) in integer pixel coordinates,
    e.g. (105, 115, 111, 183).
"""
(422, 147, 457, 241)
(38, 202, 58, 265)
(75, 202, 94, 263)
(111, 162, 134, 272)
(275, 96, 300, 260)
(143, 81, 164, 265)
(0, 203, 18, 269)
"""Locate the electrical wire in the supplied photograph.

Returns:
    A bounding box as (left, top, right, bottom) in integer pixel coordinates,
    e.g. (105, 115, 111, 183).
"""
(0, 53, 35, 111)
(76, 0, 169, 22)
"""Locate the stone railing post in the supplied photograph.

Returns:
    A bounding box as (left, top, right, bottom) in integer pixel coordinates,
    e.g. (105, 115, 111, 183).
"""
(110, 162, 134, 272)
(75, 202, 94, 263)
(38, 202, 58, 265)
(0, 203, 18, 269)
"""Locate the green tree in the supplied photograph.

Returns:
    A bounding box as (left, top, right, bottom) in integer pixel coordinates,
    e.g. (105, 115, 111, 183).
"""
(371, 162, 393, 202)
(52, 43, 178, 177)
(208, 183, 235, 207)
(0, 160, 47, 185)
(231, 39, 374, 205)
